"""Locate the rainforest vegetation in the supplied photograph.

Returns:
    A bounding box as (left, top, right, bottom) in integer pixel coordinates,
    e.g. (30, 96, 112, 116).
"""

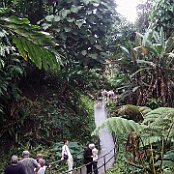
(0, 0, 174, 173)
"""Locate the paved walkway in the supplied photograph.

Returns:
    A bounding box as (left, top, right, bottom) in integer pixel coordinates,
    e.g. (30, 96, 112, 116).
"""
(75, 100, 115, 174)
(75, 102, 115, 174)
(94, 101, 115, 174)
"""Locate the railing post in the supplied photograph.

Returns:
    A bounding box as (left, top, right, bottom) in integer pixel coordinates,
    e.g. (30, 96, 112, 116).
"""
(104, 155, 106, 173)
(80, 167, 82, 174)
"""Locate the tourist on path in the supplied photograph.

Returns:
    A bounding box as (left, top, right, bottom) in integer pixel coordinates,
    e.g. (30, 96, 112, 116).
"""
(37, 159, 47, 174)
(5, 155, 26, 174)
(83, 144, 93, 174)
(61, 140, 73, 174)
(19, 150, 40, 174)
(36, 153, 50, 167)
(91, 144, 99, 174)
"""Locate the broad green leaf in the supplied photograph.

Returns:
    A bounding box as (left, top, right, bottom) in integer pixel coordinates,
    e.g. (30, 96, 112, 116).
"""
(165, 32, 174, 53)
(54, 15, 61, 22)
(3, 16, 30, 25)
(61, 10, 70, 19)
(64, 27, 71, 32)
(71, 6, 79, 13)
(67, 18, 75, 23)
(45, 15, 54, 22)
(89, 53, 97, 59)
(75, 19, 84, 28)
(12, 36, 61, 72)
(4, 21, 55, 46)
(94, 44, 102, 50)
(81, 50, 87, 56)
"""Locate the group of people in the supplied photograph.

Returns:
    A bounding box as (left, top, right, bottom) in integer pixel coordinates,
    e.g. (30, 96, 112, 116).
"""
(5, 140, 99, 174)
(61, 140, 99, 174)
(84, 143, 99, 174)
(5, 151, 49, 174)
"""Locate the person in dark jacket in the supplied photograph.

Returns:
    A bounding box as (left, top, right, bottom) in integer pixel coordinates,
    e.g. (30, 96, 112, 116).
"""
(83, 144, 93, 174)
(5, 155, 26, 174)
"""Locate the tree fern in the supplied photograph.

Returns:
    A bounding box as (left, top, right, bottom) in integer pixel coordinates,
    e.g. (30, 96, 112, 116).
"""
(138, 106, 152, 116)
(92, 117, 143, 136)
(93, 105, 174, 144)
(92, 105, 174, 173)
(142, 107, 174, 139)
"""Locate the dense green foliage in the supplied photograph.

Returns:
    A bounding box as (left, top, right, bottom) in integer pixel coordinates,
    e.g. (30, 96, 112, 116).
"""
(117, 29, 174, 107)
(149, 0, 174, 37)
(93, 105, 174, 173)
(1, 0, 174, 173)
(42, 0, 118, 68)
(0, 0, 116, 171)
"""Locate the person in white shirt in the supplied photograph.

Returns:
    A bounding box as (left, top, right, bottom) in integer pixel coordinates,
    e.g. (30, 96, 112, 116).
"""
(61, 140, 73, 174)
(37, 159, 47, 174)
(91, 144, 99, 174)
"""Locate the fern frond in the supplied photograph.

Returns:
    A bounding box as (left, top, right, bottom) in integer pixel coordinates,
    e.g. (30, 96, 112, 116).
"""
(163, 149, 174, 162)
(92, 117, 143, 137)
(138, 106, 152, 116)
(142, 107, 174, 139)
(143, 107, 174, 124)
(145, 107, 174, 117)
(141, 134, 162, 146)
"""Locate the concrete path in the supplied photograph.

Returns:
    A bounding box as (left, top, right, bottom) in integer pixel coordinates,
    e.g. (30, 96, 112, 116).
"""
(94, 101, 115, 174)
(75, 101, 116, 174)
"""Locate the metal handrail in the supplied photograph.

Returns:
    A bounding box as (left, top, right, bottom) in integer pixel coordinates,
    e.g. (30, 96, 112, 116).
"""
(49, 149, 85, 166)
(49, 141, 118, 174)
(48, 149, 85, 173)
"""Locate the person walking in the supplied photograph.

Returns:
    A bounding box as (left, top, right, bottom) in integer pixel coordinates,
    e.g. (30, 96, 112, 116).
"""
(19, 150, 40, 174)
(5, 155, 26, 174)
(61, 140, 73, 174)
(36, 153, 50, 167)
(83, 144, 93, 174)
(37, 159, 47, 174)
(91, 144, 99, 174)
